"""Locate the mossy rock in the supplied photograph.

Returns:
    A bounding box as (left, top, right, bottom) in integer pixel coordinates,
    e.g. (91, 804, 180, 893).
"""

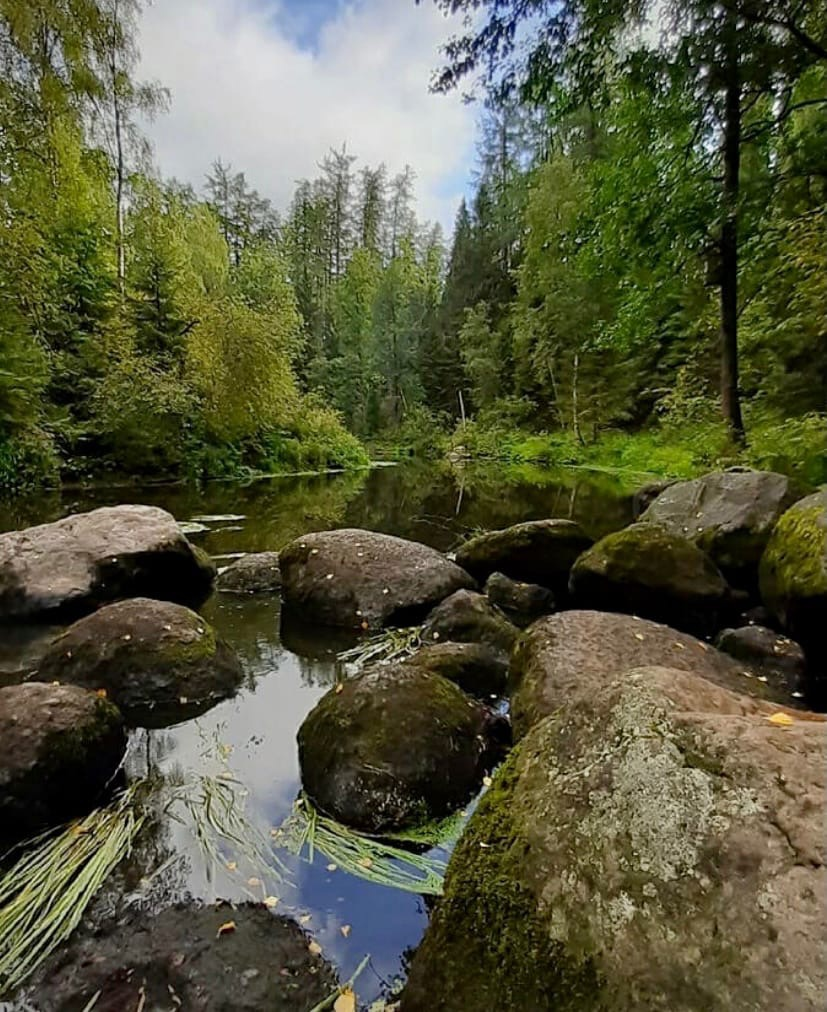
(640, 469, 800, 589)
(217, 552, 282, 594)
(454, 519, 593, 597)
(402, 641, 508, 698)
(401, 666, 827, 1011)
(36, 598, 244, 728)
(569, 523, 729, 637)
(484, 571, 556, 627)
(759, 489, 827, 701)
(298, 663, 503, 833)
(0, 682, 126, 836)
(422, 589, 519, 654)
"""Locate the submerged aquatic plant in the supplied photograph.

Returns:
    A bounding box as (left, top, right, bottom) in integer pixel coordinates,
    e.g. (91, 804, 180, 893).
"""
(338, 626, 422, 670)
(276, 796, 462, 896)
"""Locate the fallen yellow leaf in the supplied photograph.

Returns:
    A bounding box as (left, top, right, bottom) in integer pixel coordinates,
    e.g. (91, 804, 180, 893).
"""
(334, 987, 356, 1012)
(335, 683, 345, 694)
(356, 856, 373, 869)
(96, 688, 108, 699)
(247, 877, 261, 888)
(264, 896, 279, 909)
(216, 920, 236, 938)
(326, 863, 338, 872)
(300, 914, 312, 924)
(340, 924, 351, 938)
(634, 633, 645, 642)
(482, 776, 493, 788)
(767, 711, 794, 727)
(226, 861, 237, 872)
(308, 940, 323, 956)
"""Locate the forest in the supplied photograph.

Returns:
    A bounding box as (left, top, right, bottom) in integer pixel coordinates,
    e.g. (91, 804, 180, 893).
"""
(1, 0, 825, 494)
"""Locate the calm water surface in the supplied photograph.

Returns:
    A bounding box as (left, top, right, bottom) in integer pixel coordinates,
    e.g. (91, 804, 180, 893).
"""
(1, 461, 634, 1006)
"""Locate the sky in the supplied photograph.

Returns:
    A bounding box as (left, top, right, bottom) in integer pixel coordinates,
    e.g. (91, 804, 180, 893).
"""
(137, 0, 479, 234)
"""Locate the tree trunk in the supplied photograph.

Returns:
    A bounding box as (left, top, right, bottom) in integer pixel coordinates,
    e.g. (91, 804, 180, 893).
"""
(719, 19, 746, 444)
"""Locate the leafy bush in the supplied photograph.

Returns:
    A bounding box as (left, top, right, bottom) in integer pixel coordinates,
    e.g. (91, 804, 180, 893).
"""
(0, 430, 60, 493)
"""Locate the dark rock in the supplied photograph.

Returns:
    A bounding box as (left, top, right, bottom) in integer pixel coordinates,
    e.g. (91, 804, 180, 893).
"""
(631, 479, 675, 519)
(217, 552, 282, 594)
(640, 469, 799, 587)
(484, 572, 555, 626)
(403, 642, 508, 698)
(279, 528, 474, 630)
(0, 505, 215, 622)
(24, 903, 338, 1012)
(716, 626, 807, 697)
(739, 605, 780, 630)
(36, 598, 244, 728)
(0, 623, 59, 684)
(401, 666, 827, 1012)
(298, 663, 501, 833)
(759, 489, 827, 704)
(569, 523, 730, 637)
(422, 590, 518, 654)
(510, 610, 792, 739)
(0, 682, 125, 834)
(454, 519, 593, 596)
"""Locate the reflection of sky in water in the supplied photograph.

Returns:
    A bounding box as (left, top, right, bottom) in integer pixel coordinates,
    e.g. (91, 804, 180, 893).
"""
(126, 592, 428, 1002)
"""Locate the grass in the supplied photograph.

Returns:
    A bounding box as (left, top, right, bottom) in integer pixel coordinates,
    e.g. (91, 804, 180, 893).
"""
(276, 796, 453, 896)
(338, 626, 423, 670)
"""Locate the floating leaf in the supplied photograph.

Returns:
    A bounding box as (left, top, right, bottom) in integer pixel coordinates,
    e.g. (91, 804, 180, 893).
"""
(340, 924, 351, 938)
(327, 863, 338, 872)
(334, 987, 357, 1012)
(247, 877, 261, 887)
(216, 920, 236, 938)
(264, 896, 279, 909)
(225, 861, 237, 872)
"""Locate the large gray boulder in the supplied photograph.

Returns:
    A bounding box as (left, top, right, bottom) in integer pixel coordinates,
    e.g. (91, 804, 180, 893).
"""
(298, 663, 505, 833)
(640, 469, 799, 586)
(0, 682, 126, 834)
(454, 519, 593, 596)
(402, 666, 827, 1012)
(759, 489, 827, 703)
(279, 528, 474, 630)
(422, 589, 519, 654)
(36, 598, 244, 728)
(0, 505, 215, 622)
(569, 523, 730, 636)
(510, 610, 789, 739)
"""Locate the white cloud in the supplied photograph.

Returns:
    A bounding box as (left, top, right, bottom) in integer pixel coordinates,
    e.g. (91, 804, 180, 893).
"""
(137, 0, 477, 233)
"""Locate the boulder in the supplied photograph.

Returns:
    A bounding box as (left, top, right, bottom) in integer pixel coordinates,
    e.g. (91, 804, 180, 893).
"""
(298, 664, 504, 833)
(569, 523, 730, 637)
(510, 610, 791, 739)
(403, 642, 508, 698)
(279, 528, 474, 630)
(484, 572, 555, 626)
(36, 598, 244, 728)
(401, 666, 827, 1012)
(640, 469, 799, 586)
(0, 682, 125, 834)
(0, 505, 215, 622)
(631, 479, 675, 519)
(422, 590, 518, 654)
(454, 519, 593, 596)
(217, 552, 282, 594)
(25, 903, 338, 1012)
(716, 626, 807, 697)
(759, 489, 827, 702)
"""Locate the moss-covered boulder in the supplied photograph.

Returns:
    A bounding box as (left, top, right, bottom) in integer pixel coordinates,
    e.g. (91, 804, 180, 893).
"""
(716, 626, 807, 698)
(298, 664, 504, 833)
(0, 505, 215, 622)
(569, 523, 730, 636)
(401, 667, 827, 1012)
(454, 519, 593, 597)
(403, 641, 508, 698)
(0, 682, 125, 834)
(36, 598, 244, 728)
(217, 552, 281, 594)
(422, 589, 519, 654)
(484, 571, 555, 627)
(759, 489, 827, 702)
(280, 528, 475, 630)
(510, 610, 790, 739)
(640, 469, 799, 588)
(26, 903, 339, 1012)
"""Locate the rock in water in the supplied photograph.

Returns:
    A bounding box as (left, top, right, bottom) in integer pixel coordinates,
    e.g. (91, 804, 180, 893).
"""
(510, 610, 791, 739)
(402, 642, 508, 698)
(640, 469, 799, 587)
(298, 663, 503, 833)
(279, 528, 474, 629)
(0, 505, 215, 622)
(759, 489, 827, 704)
(217, 552, 282, 594)
(569, 523, 730, 637)
(454, 519, 593, 595)
(25, 903, 338, 1012)
(36, 598, 244, 728)
(0, 682, 125, 834)
(484, 572, 555, 626)
(716, 626, 807, 697)
(401, 667, 827, 1012)
(422, 590, 519, 654)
